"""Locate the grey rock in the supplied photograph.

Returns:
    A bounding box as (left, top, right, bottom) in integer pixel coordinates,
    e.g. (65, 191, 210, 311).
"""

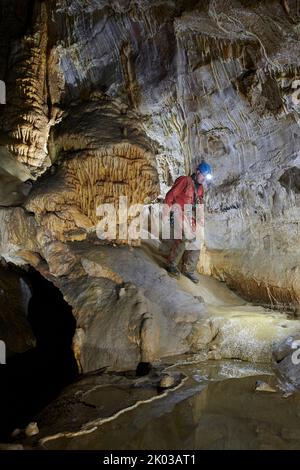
(273, 334, 300, 388)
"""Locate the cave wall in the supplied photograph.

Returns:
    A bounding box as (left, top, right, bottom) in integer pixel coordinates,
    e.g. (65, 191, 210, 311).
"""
(0, 0, 300, 370)
(0, 264, 35, 356)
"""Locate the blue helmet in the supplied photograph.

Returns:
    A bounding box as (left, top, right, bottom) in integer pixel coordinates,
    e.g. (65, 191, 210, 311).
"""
(197, 161, 212, 175)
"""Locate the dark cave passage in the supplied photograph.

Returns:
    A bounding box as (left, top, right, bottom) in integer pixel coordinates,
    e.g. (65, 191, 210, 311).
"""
(0, 268, 79, 440)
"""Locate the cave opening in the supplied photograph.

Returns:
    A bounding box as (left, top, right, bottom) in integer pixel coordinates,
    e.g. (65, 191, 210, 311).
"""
(0, 267, 79, 441)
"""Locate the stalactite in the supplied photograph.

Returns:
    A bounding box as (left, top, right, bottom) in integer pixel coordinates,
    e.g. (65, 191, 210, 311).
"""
(25, 143, 159, 242)
(3, 2, 52, 177)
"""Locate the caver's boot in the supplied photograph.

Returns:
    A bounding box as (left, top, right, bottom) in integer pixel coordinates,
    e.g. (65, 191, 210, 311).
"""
(181, 249, 200, 284)
(182, 271, 199, 284)
(166, 238, 185, 279)
(166, 264, 181, 278)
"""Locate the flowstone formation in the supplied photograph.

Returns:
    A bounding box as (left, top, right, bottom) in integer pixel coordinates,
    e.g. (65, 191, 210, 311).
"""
(1, 0, 300, 373)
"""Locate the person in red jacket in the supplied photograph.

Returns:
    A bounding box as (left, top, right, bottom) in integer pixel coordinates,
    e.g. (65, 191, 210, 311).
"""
(164, 161, 212, 283)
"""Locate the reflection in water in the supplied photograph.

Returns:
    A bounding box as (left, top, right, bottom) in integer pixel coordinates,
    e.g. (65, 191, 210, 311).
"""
(24, 358, 300, 450)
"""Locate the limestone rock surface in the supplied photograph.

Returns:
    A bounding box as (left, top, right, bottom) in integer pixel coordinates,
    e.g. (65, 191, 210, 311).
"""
(1, 0, 300, 372)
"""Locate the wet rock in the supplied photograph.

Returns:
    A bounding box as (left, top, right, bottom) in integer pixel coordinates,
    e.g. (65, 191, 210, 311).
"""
(207, 350, 222, 361)
(255, 381, 277, 393)
(273, 334, 300, 388)
(159, 374, 175, 389)
(273, 335, 298, 363)
(25, 422, 39, 437)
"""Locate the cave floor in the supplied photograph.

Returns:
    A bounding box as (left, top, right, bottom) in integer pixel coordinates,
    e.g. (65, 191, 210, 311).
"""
(13, 240, 300, 451)
(74, 238, 300, 363)
(19, 358, 300, 450)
